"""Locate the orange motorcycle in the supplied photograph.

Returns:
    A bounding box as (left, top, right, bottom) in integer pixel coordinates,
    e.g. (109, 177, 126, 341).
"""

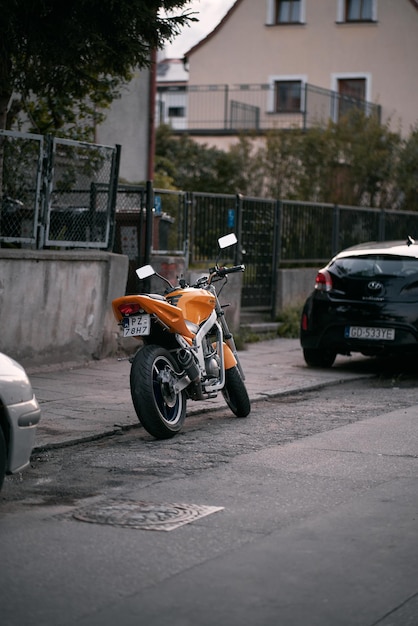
(112, 233, 250, 439)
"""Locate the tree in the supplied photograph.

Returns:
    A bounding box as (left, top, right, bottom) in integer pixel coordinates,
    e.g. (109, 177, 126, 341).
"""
(329, 110, 400, 208)
(396, 124, 418, 211)
(0, 0, 196, 132)
(155, 125, 225, 192)
(154, 116, 418, 213)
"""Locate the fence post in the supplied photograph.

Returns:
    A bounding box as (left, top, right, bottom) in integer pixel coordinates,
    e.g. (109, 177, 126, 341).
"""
(144, 180, 154, 265)
(107, 144, 121, 251)
(37, 134, 54, 249)
(271, 199, 282, 319)
(332, 204, 340, 255)
(235, 193, 243, 264)
(379, 208, 385, 241)
(224, 85, 229, 130)
(186, 191, 194, 266)
(303, 84, 308, 131)
(183, 191, 191, 269)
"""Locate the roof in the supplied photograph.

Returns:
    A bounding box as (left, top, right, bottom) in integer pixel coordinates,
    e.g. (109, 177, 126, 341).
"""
(336, 239, 418, 260)
(157, 58, 188, 84)
(185, 0, 242, 58)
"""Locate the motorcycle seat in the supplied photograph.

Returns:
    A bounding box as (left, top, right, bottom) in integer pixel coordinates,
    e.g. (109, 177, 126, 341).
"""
(147, 293, 166, 301)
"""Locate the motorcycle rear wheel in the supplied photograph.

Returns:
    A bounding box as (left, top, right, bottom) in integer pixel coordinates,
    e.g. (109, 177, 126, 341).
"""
(130, 345, 186, 439)
(222, 365, 251, 417)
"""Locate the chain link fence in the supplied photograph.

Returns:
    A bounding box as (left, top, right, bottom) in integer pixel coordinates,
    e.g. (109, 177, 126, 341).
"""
(4, 130, 418, 311)
(0, 130, 120, 249)
(0, 130, 43, 245)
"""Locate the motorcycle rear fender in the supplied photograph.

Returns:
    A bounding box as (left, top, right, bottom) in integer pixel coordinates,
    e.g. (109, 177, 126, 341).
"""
(112, 295, 195, 339)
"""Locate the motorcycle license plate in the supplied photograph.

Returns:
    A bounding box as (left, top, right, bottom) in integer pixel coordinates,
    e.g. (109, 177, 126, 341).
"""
(344, 326, 395, 340)
(122, 315, 151, 337)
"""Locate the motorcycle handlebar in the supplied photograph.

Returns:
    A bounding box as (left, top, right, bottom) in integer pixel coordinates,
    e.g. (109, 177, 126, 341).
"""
(195, 264, 245, 287)
(217, 264, 245, 277)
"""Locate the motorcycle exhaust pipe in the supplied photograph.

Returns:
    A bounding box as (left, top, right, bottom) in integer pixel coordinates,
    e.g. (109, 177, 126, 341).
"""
(177, 349, 200, 382)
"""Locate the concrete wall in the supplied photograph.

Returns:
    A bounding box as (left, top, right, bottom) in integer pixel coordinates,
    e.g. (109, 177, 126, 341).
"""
(276, 268, 317, 312)
(0, 250, 314, 369)
(0, 250, 128, 369)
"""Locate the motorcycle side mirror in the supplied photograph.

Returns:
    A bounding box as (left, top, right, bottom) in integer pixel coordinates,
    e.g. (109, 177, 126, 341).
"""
(136, 264, 155, 280)
(218, 233, 237, 249)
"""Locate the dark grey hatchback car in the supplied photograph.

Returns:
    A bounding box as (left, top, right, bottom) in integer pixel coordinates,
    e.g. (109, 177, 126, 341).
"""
(300, 238, 418, 367)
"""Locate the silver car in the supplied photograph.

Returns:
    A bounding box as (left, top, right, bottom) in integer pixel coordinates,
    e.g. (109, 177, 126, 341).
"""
(0, 352, 41, 490)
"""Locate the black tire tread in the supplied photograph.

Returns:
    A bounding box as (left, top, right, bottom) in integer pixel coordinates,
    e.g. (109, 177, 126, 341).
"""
(303, 347, 336, 368)
(130, 345, 186, 439)
(222, 365, 251, 417)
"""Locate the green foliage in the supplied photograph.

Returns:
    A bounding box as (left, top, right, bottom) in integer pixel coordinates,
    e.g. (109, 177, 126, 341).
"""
(155, 125, 225, 192)
(155, 111, 417, 211)
(276, 304, 303, 338)
(325, 110, 401, 207)
(397, 124, 418, 211)
(258, 129, 305, 199)
(0, 0, 196, 134)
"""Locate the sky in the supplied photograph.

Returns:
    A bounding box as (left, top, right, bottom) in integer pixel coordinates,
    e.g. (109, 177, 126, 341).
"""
(163, 0, 237, 58)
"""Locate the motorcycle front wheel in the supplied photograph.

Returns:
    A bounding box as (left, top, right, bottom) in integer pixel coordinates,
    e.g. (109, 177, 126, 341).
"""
(222, 365, 251, 418)
(130, 345, 186, 439)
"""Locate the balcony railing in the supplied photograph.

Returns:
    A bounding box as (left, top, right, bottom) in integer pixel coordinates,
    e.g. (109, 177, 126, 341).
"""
(156, 82, 381, 134)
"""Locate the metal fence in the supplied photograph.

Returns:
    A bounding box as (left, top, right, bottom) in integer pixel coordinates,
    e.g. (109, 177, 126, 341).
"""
(133, 191, 418, 310)
(0, 130, 120, 249)
(3, 130, 418, 313)
(156, 82, 381, 133)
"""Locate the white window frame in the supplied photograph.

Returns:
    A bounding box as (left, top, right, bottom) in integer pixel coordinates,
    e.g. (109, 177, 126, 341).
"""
(336, 0, 378, 23)
(266, 0, 306, 25)
(268, 74, 308, 113)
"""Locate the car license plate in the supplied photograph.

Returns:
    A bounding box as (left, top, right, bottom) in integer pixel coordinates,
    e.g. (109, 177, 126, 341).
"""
(122, 314, 151, 337)
(345, 326, 395, 340)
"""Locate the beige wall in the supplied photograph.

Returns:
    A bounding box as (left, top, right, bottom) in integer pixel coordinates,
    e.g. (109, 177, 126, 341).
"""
(188, 0, 418, 134)
(96, 69, 150, 183)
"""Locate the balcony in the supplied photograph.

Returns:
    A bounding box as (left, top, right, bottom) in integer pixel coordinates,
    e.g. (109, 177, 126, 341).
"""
(156, 82, 381, 134)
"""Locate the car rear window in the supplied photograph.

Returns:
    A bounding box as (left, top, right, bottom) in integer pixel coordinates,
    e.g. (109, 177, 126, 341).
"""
(332, 255, 418, 277)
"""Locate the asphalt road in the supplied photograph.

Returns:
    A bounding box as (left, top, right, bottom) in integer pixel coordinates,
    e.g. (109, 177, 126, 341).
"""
(1, 344, 418, 625)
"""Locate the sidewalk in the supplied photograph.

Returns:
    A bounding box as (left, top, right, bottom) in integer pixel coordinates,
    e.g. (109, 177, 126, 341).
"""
(30, 338, 372, 450)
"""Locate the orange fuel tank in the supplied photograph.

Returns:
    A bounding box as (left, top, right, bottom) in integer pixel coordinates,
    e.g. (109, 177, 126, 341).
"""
(166, 288, 216, 325)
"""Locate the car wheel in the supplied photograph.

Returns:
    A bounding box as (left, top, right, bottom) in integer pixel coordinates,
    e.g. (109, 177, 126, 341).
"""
(0, 427, 6, 491)
(303, 348, 336, 368)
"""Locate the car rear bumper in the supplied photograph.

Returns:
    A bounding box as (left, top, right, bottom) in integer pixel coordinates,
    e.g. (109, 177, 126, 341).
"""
(301, 323, 418, 356)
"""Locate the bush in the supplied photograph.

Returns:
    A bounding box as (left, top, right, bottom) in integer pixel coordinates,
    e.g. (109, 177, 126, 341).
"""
(276, 304, 303, 338)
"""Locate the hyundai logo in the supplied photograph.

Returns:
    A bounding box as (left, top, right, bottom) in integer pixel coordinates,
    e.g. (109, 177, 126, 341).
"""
(368, 281, 383, 291)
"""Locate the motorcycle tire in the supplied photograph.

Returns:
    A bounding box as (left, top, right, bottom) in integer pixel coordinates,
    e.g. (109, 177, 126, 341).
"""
(130, 345, 186, 439)
(222, 365, 251, 418)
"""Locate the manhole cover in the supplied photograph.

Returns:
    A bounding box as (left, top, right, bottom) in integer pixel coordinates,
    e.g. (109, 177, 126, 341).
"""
(72, 500, 224, 531)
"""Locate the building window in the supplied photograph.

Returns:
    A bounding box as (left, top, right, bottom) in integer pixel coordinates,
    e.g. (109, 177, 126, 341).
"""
(275, 80, 302, 112)
(337, 0, 377, 22)
(167, 106, 185, 118)
(346, 0, 372, 20)
(276, 0, 301, 23)
(337, 77, 366, 118)
(266, 0, 305, 25)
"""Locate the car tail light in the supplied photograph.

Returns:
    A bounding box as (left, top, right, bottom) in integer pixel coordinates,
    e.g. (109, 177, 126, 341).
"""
(118, 303, 143, 316)
(301, 313, 309, 331)
(315, 270, 333, 292)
